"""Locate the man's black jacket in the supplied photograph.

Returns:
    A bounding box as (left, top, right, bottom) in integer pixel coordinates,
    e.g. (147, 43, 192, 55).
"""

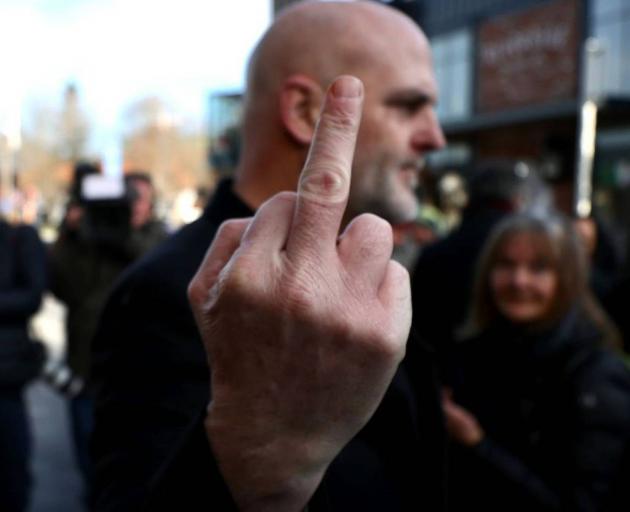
(91, 180, 446, 511)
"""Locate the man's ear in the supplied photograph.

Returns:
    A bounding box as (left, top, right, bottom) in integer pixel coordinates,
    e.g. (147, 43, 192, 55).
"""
(280, 74, 323, 146)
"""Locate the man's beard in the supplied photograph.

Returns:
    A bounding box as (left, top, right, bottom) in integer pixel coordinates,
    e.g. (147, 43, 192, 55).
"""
(351, 165, 420, 224)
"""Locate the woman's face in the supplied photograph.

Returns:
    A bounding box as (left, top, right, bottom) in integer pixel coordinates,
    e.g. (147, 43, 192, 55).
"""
(490, 232, 559, 325)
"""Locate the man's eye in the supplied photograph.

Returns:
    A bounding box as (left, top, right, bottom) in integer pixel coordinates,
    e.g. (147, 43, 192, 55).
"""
(397, 101, 423, 115)
(385, 92, 433, 116)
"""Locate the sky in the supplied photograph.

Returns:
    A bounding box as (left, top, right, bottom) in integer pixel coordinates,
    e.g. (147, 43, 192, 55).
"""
(0, 0, 271, 170)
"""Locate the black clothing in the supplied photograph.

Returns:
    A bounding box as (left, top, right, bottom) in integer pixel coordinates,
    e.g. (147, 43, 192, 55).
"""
(92, 180, 446, 511)
(603, 276, 630, 354)
(50, 218, 168, 381)
(0, 221, 47, 388)
(0, 221, 46, 342)
(588, 215, 623, 305)
(448, 308, 630, 512)
(51, 213, 168, 498)
(411, 206, 507, 373)
(0, 221, 47, 512)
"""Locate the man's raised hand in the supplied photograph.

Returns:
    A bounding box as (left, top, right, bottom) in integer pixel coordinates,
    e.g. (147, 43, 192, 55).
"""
(188, 76, 412, 512)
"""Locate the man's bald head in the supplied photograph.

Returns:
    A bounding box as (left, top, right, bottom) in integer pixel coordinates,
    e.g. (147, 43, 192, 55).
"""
(246, 1, 428, 100)
(235, 0, 443, 221)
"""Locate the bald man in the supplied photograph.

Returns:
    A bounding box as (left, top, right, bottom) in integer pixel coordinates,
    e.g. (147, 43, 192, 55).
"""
(91, 2, 446, 511)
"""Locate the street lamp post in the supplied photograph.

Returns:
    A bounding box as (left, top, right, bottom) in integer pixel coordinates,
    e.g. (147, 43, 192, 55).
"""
(574, 37, 605, 219)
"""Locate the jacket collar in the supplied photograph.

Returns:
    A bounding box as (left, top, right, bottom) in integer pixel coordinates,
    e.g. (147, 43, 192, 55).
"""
(203, 179, 254, 223)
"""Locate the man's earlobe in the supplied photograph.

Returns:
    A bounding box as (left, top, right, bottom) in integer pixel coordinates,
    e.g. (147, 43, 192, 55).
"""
(280, 75, 322, 145)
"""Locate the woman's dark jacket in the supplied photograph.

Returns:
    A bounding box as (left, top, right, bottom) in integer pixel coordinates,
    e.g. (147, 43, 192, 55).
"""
(449, 308, 630, 511)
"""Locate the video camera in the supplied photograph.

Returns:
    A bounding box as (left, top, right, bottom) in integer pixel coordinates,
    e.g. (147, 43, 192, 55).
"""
(78, 173, 136, 250)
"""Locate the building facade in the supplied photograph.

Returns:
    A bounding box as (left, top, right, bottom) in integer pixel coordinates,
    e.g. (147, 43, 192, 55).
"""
(394, 0, 630, 246)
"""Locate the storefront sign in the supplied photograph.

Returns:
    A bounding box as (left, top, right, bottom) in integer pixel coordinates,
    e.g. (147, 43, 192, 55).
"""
(477, 0, 580, 113)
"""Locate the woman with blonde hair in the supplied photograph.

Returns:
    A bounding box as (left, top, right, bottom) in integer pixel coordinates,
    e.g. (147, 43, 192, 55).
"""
(444, 213, 630, 511)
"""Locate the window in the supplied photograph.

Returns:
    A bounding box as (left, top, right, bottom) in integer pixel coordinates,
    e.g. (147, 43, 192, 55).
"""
(431, 29, 472, 122)
(592, 0, 630, 95)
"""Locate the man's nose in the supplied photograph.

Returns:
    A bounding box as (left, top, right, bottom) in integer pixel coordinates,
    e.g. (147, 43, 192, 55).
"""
(411, 108, 446, 153)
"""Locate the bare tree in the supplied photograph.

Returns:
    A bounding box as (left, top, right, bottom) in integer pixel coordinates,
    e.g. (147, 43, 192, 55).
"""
(122, 96, 212, 204)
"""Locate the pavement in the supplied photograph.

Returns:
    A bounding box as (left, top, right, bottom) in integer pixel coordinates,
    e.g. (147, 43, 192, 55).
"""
(26, 295, 86, 512)
(27, 382, 85, 512)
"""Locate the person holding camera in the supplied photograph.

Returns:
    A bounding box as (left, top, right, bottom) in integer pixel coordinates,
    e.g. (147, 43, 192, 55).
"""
(49, 164, 167, 498)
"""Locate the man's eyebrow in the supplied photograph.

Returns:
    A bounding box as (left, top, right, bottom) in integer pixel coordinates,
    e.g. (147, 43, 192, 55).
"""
(384, 89, 437, 107)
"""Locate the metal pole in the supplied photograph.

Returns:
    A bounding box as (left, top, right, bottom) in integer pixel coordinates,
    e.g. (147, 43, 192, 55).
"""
(575, 100, 598, 218)
(574, 38, 604, 218)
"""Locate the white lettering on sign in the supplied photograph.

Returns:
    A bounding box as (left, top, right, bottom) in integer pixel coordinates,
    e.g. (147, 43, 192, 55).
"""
(482, 25, 570, 66)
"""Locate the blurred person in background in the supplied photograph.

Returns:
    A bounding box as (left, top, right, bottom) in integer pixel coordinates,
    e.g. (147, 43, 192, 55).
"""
(390, 168, 446, 271)
(444, 213, 630, 511)
(391, 220, 437, 270)
(543, 135, 624, 306)
(0, 208, 47, 511)
(124, 172, 170, 253)
(412, 161, 553, 375)
(543, 134, 628, 356)
(49, 163, 167, 500)
(436, 170, 468, 231)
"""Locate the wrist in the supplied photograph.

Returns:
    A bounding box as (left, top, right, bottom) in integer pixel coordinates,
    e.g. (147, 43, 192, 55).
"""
(206, 406, 330, 512)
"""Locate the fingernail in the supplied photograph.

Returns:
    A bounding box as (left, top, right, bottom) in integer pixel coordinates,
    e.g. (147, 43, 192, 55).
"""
(331, 76, 363, 98)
